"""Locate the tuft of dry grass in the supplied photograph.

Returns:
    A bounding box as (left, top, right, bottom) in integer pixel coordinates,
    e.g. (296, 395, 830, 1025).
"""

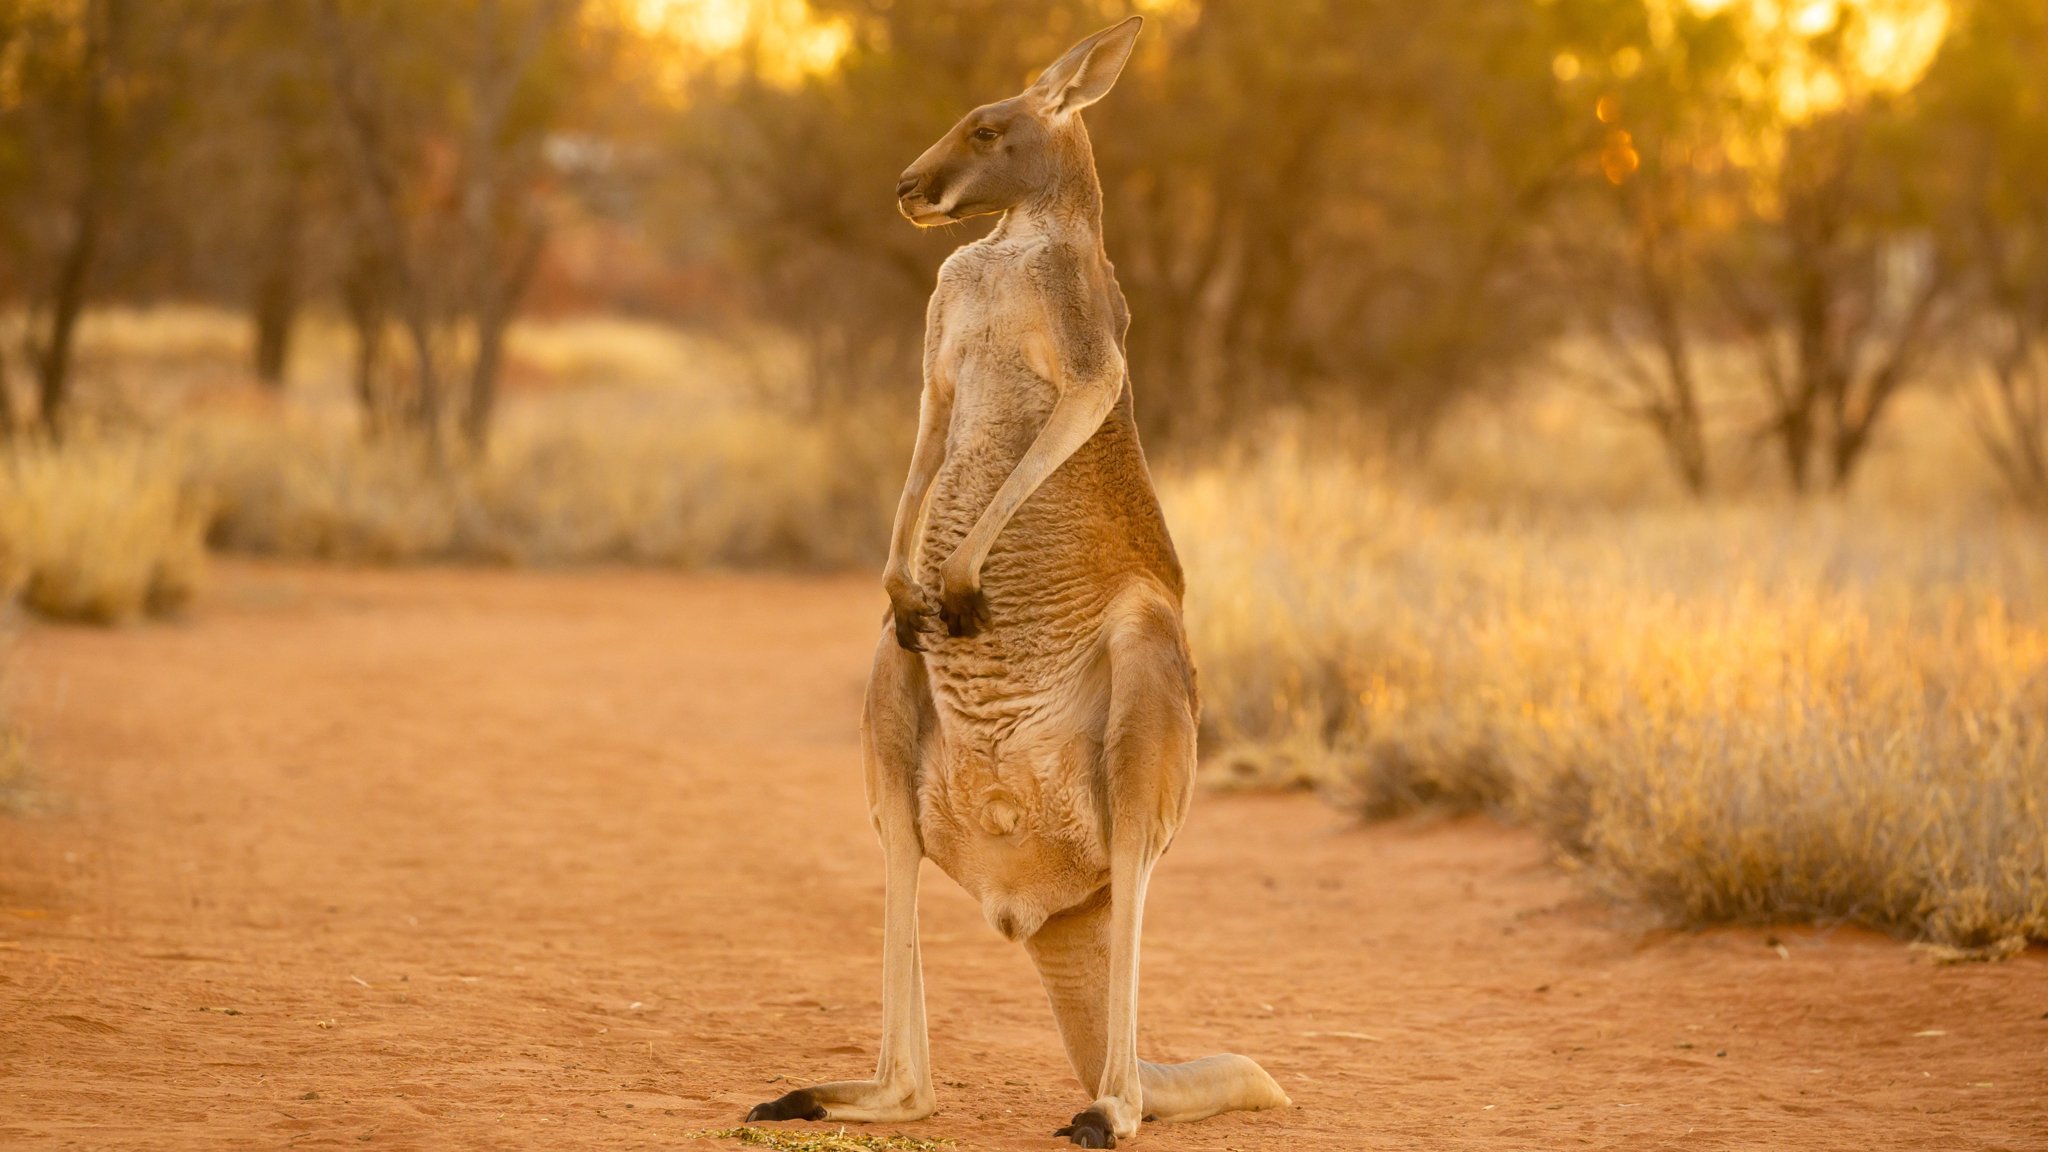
(0, 441, 209, 624)
(685, 1126, 953, 1152)
(1169, 443, 2048, 951)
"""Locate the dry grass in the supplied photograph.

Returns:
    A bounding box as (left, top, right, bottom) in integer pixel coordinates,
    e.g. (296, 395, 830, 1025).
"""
(1170, 442, 2048, 953)
(0, 440, 208, 624)
(183, 403, 900, 569)
(32, 306, 897, 570)
(686, 1127, 952, 1152)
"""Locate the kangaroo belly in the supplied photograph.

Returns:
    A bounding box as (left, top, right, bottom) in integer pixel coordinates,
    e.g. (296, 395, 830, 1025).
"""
(916, 708, 1111, 942)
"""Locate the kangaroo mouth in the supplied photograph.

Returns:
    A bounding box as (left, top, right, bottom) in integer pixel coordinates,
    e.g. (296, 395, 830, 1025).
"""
(898, 197, 955, 227)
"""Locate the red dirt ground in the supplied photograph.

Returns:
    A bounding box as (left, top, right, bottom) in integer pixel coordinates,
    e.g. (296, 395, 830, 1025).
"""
(1, 562, 2044, 1150)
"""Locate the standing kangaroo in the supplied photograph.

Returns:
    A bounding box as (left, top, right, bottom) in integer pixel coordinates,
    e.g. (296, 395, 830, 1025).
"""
(746, 16, 1287, 1148)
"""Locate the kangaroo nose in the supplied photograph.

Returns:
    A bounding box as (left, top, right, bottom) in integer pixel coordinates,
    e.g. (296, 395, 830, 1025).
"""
(896, 173, 920, 199)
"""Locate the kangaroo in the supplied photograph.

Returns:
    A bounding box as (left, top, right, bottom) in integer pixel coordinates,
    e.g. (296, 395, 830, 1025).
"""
(745, 17, 1288, 1147)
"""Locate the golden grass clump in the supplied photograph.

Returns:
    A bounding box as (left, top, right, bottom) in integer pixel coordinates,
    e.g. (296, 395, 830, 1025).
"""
(1167, 443, 2048, 952)
(0, 441, 208, 624)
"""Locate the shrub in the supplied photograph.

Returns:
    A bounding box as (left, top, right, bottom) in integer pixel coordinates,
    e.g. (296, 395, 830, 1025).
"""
(0, 441, 207, 624)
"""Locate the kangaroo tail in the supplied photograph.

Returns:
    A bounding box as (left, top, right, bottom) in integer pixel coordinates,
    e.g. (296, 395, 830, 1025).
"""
(1139, 1053, 1290, 1122)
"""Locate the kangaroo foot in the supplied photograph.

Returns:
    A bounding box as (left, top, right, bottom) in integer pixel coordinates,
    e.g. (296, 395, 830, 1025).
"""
(1053, 1107, 1117, 1148)
(746, 1088, 826, 1123)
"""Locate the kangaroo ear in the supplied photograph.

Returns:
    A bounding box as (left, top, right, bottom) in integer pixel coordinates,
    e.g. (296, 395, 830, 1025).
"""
(1027, 15, 1142, 118)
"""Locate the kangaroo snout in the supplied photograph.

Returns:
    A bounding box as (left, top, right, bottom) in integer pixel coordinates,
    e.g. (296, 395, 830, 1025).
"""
(896, 167, 950, 225)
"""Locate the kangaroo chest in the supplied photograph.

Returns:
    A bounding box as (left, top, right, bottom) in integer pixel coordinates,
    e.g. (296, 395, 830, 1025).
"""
(906, 239, 1123, 937)
(913, 236, 1166, 714)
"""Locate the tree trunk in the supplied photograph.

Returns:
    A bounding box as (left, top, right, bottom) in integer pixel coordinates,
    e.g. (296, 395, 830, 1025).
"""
(1651, 320, 1710, 498)
(343, 248, 389, 438)
(461, 224, 544, 454)
(251, 184, 302, 389)
(36, 205, 101, 440)
(34, 0, 121, 442)
(462, 314, 508, 456)
(315, 0, 447, 468)
(1779, 408, 1814, 494)
(0, 349, 15, 443)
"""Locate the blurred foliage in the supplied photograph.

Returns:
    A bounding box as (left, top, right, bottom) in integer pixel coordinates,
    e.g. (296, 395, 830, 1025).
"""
(658, 0, 2048, 493)
(0, 0, 2043, 499)
(1919, 0, 2048, 507)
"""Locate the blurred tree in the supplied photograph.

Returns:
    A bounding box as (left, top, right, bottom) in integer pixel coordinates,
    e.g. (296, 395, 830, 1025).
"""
(1921, 0, 2048, 509)
(1, 0, 214, 437)
(1549, 0, 1753, 496)
(3, 0, 2035, 506)
(1103, 0, 1585, 445)
(1707, 1, 1955, 493)
(0, 1, 18, 440)
(1554, 0, 1957, 495)
(0, 0, 186, 439)
(216, 2, 335, 390)
(313, 0, 588, 459)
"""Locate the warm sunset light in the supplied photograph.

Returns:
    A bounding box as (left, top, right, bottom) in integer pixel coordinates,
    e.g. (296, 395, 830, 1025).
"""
(5, 2, 2046, 1145)
(627, 0, 850, 86)
(1652, 0, 1952, 119)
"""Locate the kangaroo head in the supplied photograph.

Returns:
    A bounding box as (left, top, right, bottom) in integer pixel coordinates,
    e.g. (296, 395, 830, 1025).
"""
(896, 15, 1141, 228)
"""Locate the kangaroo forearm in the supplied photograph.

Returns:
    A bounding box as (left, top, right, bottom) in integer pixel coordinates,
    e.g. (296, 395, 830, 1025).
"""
(952, 384, 1117, 577)
(885, 466, 939, 584)
(886, 392, 953, 586)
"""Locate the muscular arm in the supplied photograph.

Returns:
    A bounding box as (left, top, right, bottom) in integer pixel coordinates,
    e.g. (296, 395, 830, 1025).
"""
(883, 295, 956, 651)
(936, 248, 1124, 636)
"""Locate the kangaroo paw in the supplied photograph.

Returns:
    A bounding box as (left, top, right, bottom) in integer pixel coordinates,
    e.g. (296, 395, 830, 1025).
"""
(937, 582, 989, 638)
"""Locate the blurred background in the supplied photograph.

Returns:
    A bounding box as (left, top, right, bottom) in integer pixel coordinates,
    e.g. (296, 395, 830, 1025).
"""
(0, 0, 2044, 952)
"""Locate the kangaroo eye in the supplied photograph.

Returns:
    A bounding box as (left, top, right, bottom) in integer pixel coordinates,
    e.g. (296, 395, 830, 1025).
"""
(971, 126, 1001, 142)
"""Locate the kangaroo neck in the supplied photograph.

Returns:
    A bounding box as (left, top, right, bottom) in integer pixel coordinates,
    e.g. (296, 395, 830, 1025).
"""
(993, 125, 1104, 250)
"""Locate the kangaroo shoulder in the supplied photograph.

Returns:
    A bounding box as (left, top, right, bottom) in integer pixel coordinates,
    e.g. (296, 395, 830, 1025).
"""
(1023, 241, 1100, 295)
(936, 243, 977, 283)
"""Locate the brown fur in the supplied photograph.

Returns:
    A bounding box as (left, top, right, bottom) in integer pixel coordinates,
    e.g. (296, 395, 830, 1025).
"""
(749, 18, 1287, 1146)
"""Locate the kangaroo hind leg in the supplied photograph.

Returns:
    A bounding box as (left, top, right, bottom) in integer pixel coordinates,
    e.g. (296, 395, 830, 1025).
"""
(1032, 588, 1288, 1148)
(747, 628, 936, 1124)
(1027, 892, 1289, 1145)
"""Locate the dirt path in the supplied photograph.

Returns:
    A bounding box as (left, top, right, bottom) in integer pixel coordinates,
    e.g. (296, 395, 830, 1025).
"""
(1, 563, 2043, 1150)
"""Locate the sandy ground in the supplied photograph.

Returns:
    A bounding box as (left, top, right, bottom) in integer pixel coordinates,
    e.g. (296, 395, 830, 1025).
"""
(1, 562, 2044, 1151)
